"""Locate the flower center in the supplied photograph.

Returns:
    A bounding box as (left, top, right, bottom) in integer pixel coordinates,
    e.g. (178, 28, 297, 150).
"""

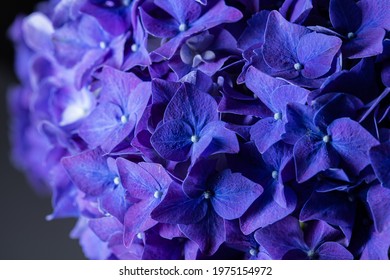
(191, 135, 199, 143)
(347, 32, 356, 40)
(130, 43, 138, 52)
(113, 176, 120, 185)
(294, 63, 304, 71)
(274, 112, 282, 121)
(120, 115, 128, 124)
(136, 232, 144, 239)
(249, 248, 258, 256)
(99, 41, 107, 49)
(322, 135, 331, 143)
(178, 23, 188, 32)
(271, 170, 278, 179)
(203, 190, 213, 199)
(154, 190, 163, 199)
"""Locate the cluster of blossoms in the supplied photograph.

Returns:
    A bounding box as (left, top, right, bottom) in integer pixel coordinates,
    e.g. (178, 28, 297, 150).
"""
(8, 0, 390, 259)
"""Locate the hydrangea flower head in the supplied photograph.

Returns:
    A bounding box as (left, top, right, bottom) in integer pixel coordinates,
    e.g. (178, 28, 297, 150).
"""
(8, 0, 390, 259)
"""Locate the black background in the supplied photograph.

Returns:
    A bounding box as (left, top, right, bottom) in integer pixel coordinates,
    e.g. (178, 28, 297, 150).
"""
(0, 1, 85, 259)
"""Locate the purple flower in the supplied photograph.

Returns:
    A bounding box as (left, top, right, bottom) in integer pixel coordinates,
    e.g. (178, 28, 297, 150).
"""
(116, 158, 172, 246)
(284, 94, 378, 182)
(8, 0, 390, 260)
(253, 11, 342, 88)
(152, 159, 262, 255)
(255, 216, 353, 260)
(140, 0, 242, 60)
(329, 0, 390, 58)
(79, 66, 151, 152)
(150, 83, 239, 162)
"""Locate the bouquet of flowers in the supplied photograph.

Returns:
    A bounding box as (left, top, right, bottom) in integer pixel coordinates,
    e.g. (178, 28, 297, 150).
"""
(8, 0, 390, 259)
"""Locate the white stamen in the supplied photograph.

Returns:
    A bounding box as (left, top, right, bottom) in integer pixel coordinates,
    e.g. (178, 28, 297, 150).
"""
(154, 190, 163, 199)
(131, 43, 138, 52)
(274, 112, 282, 120)
(99, 41, 107, 49)
(272, 170, 278, 179)
(136, 232, 144, 239)
(249, 248, 258, 256)
(178, 23, 187, 32)
(120, 115, 128, 124)
(347, 32, 356, 39)
(203, 191, 212, 199)
(191, 135, 199, 143)
(294, 62, 303, 71)
(113, 177, 120, 185)
(322, 135, 331, 143)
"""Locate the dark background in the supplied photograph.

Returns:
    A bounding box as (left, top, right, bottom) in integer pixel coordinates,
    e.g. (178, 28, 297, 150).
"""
(0, 1, 85, 259)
